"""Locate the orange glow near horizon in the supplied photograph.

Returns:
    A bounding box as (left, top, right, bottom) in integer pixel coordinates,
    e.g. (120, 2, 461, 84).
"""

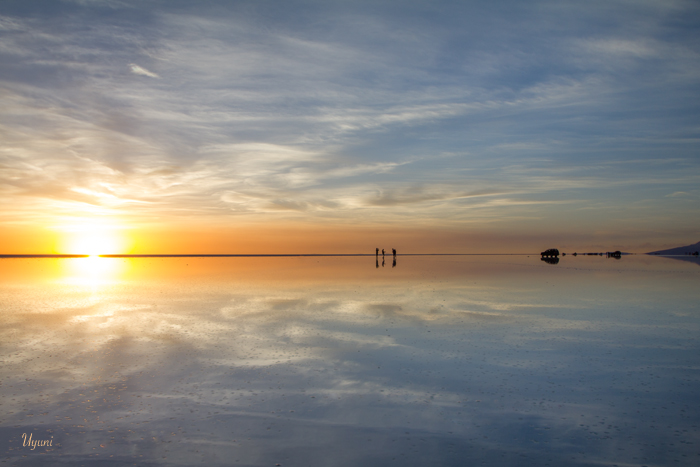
(0, 220, 670, 256)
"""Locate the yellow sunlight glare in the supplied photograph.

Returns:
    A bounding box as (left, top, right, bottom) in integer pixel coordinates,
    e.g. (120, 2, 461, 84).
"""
(57, 222, 128, 256)
(54, 221, 130, 286)
(59, 256, 128, 288)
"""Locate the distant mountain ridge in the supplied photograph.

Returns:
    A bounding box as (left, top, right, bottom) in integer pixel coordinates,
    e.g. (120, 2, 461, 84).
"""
(647, 241, 700, 255)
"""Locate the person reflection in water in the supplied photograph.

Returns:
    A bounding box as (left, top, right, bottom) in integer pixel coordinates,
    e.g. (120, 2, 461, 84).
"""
(373, 249, 395, 268)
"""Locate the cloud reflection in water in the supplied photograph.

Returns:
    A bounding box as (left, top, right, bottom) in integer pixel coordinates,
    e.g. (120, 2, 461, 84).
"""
(0, 255, 699, 466)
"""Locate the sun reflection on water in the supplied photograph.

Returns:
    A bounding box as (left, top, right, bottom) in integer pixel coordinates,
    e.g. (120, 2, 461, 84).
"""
(57, 256, 127, 287)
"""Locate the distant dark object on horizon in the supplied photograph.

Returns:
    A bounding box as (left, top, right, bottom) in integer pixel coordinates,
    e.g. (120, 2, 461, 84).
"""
(647, 241, 700, 256)
(540, 248, 559, 257)
(541, 256, 559, 265)
(562, 250, 627, 257)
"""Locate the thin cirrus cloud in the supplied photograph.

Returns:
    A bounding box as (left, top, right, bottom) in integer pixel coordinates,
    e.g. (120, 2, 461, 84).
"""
(0, 0, 699, 247)
(129, 64, 159, 78)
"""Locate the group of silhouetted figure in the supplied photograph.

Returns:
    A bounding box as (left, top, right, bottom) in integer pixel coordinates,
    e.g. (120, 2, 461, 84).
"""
(376, 248, 397, 268)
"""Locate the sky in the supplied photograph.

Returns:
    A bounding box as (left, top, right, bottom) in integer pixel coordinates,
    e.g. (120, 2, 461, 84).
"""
(1, 0, 699, 254)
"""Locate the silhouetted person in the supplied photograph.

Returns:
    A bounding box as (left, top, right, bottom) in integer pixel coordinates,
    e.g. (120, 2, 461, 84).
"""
(392, 248, 396, 257)
(376, 248, 379, 256)
(382, 249, 385, 257)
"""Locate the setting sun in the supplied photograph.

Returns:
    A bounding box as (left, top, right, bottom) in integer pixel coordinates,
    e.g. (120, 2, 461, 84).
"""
(55, 222, 130, 256)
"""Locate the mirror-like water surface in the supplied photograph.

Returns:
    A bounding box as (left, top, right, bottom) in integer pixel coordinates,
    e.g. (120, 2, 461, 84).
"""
(1, 255, 699, 466)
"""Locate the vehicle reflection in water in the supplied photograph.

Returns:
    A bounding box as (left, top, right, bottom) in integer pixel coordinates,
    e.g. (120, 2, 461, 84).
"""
(540, 256, 559, 265)
(1, 255, 699, 466)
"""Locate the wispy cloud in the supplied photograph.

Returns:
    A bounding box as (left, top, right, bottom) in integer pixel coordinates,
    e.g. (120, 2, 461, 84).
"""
(363, 186, 509, 207)
(0, 0, 698, 241)
(129, 63, 159, 78)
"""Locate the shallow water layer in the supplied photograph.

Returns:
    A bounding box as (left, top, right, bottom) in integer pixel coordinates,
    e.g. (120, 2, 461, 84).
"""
(0, 255, 699, 466)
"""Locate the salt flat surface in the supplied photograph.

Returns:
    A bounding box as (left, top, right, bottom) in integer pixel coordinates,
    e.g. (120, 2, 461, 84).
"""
(1, 255, 699, 466)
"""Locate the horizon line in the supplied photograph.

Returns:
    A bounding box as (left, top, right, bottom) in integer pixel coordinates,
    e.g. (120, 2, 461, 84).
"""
(0, 253, 530, 258)
(0, 252, 644, 259)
